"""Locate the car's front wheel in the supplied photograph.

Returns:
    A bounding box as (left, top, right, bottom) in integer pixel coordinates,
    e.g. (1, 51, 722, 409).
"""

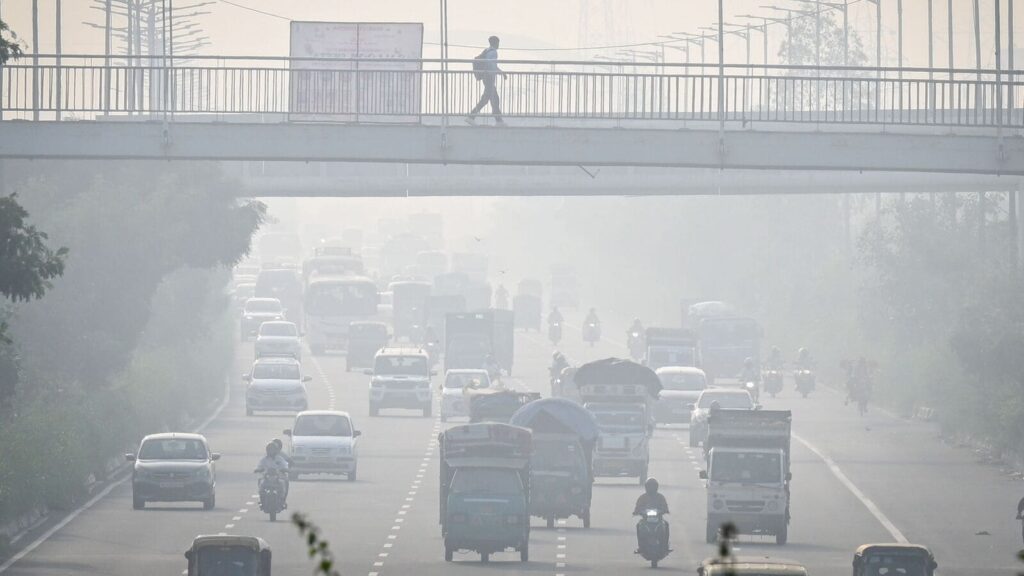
(132, 494, 145, 510)
(202, 493, 215, 510)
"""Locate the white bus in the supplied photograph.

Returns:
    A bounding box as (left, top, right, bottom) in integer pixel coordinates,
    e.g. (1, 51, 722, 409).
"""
(305, 275, 379, 355)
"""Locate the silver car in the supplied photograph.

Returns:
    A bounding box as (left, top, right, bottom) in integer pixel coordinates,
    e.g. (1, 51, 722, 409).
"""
(245, 356, 311, 416)
(255, 320, 302, 360)
(127, 433, 220, 510)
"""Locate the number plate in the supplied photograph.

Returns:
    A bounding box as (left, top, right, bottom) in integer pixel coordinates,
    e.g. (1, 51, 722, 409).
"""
(159, 481, 185, 489)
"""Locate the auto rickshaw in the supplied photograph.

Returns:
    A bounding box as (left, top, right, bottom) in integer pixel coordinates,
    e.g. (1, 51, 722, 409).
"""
(852, 543, 937, 576)
(347, 321, 389, 372)
(184, 535, 271, 576)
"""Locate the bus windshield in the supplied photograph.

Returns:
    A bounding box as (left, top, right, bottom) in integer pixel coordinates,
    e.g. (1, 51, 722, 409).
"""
(306, 281, 377, 316)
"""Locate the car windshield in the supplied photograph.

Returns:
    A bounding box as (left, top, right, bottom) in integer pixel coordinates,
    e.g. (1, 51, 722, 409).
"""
(260, 323, 297, 337)
(293, 414, 352, 437)
(659, 372, 705, 391)
(196, 546, 259, 576)
(245, 300, 281, 313)
(698, 392, 753, 409)
(863, 556, 928, 576)
(445, 373, 488, 389)
(450, 468, 522, 495)
(252, 363, 300, 380)
(138, 438, 208, 460)
(710, 452, 781, 483)
(375, 355, 428, 376)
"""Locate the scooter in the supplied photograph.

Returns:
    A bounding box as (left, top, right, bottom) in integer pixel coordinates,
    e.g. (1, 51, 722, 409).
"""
(635, 509, 670, 568)
(583, 322, 601, 347)
(627, 331, 645, 361)
(763, 369, 784, 398)
(794, 369, 815, 398)
(744, 380, 761, 404)
(549, 321, 562, 345)
(257, 468, 288, 522)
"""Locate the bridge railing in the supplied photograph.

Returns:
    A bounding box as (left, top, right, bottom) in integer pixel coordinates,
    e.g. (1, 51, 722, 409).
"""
(2, 55, 1021, 128)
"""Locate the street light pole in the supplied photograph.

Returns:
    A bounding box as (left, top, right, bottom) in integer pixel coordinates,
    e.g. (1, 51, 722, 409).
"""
(31, 0, 38, 120)
(718, 0, 725, 163)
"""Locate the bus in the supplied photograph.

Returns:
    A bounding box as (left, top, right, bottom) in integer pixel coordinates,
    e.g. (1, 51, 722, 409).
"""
(304, 275, 379, 355)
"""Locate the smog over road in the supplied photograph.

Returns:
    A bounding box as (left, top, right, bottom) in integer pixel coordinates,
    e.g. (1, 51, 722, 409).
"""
(0, 2, 1023, 576)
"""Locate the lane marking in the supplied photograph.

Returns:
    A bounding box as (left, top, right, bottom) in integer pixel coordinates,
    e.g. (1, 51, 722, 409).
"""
(794, 433, 909, 543)
(0, 376, 233, 574)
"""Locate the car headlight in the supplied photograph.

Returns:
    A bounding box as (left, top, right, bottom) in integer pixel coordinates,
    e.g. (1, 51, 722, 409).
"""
(337, 445, 351, 456)
(194, 467, 211, 479)
(244, 315, 254, 320)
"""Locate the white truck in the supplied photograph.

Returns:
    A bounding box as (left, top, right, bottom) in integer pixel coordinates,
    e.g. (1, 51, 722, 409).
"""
(575, 359, 660, 485)
(699, 409, 792, 545)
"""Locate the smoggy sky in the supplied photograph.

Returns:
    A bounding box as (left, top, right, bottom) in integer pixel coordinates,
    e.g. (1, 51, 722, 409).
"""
(1, 0, 1017, 67)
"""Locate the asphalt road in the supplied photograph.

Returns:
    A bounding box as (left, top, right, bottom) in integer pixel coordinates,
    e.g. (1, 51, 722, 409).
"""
(3, 314, 1023, 575)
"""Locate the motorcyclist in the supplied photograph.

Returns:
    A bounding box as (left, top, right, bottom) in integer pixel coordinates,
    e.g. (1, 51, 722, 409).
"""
(494, 284, 510, 310)
(584, 308, 600, 327)
(270, 438, 292, 496)
(795, 347, 812, 370)
(740, 357, 760, 383)
(255, 442, 289, 503)
(766, 346, 784, 370)
(548, 306, 564, 326)
(633, 478, 670, 552)
(627, 318, 644, 339)
(550, 351, 569, 381)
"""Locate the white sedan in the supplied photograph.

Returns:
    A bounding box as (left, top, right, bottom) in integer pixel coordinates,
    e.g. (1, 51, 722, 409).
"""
(255, 320, 302, 360)
(285, 411, 361, 481)
(440, 369, 492, 422)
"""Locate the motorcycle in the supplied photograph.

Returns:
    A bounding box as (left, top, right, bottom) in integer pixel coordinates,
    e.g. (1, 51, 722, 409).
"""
(257, 468, 288, 522)
(635, 509, 670, 568)
(423, 340, 440, 367)
(763, 369, 784, 398)
(549, 321, 562, 345)
(627, 331, 645, 361)
(793, 369, 816, 398)
(744, 381, 760, 404)
(583, 322, 601, 347)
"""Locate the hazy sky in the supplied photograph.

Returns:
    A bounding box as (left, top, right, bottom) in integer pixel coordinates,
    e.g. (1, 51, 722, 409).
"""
(0, 0, 1017, 67)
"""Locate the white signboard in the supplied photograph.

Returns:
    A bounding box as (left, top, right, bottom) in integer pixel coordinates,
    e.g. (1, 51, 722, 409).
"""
(289, 22, 424, 122)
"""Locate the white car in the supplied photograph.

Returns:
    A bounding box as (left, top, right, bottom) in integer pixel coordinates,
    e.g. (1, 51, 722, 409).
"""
(244, 357, 310, 416)
(367, 348, 434, 417)
(653, 366, 708, 425)
(285, 411, 361, 481)
(255, 321, 302, 360)
(440, 369, 492, 422)
(240, 297, 285, 341)
(688, 388, 755, 447)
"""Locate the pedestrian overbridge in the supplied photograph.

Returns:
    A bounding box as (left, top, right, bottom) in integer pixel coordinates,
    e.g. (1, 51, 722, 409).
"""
(1, 55, 1023, 185)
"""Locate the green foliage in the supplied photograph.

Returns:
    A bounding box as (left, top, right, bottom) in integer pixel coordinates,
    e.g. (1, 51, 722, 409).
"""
(0, 194, 67, 303)
(292, 513, 342, 576)
(0, 19, 24, 65)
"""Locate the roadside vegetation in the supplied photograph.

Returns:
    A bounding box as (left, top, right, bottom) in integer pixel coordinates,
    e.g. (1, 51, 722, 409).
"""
(0, 160, 263, 542)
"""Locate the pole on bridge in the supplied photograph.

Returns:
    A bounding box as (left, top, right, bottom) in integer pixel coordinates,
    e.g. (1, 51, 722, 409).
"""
(718, 0, 725, 166)
(31, 0, 38, 121)
(55, 0, 62, 122)
(996, 0, 1003, 129)
(1008, 0, 1015, 124)
(927, 0, 934, 117)
(974, 0, 982, 116)
(104, 0, 112, 116)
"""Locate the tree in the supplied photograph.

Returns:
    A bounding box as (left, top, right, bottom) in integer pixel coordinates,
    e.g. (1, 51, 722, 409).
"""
(0, 194, 68, 305)
(0, 18, 23, 65)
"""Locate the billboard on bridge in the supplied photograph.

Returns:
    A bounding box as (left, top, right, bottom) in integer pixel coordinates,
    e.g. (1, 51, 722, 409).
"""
(289, 22, 424, 123)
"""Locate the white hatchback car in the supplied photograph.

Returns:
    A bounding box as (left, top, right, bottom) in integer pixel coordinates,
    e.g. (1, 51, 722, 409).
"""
(440, 369, 492, 422)
(285, 411, 361, 481)
(244, 357, 311, 416)
(255, 320, 302, 360)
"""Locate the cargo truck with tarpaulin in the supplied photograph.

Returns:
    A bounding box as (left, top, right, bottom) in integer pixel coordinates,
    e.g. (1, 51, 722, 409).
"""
(439, 423, 531, 563)
(511, 398, 599, 528)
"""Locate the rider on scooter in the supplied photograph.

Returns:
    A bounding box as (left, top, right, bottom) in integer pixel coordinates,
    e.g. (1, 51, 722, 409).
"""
(633, 478, 670, 552)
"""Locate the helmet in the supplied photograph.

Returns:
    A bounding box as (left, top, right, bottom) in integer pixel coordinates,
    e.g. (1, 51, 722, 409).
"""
(709, 400, 722, 411)
(744, 357, 755, 367)
(633, 317, 641, 324)
(265, 442, 276, 456)
(272, 438, 284, 451)
(798, 347, 808, 358)
(644, 478, 659, 494)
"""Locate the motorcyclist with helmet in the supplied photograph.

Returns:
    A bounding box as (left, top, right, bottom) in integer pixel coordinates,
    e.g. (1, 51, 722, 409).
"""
(627, 318, 645, 360)
(740, 357, 760, 383)
(795, 347, 812, 370)
(255, 442, 290, 505)
(633, 478, 670, 552)
(766, 346, 784, 370)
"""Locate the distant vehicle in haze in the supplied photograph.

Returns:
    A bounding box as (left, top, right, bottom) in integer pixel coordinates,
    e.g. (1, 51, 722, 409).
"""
(346, 321, 390, 372)
(390, 280, 432, 341)
(441, 369, 492, 422)
(240, 298, 285, 341)
(653, 366, 707, 425)
(254, 321, 302, 360)
(257, 232, 303, 265)
(513, 278, 543, 331)
(231, 282, 256, 309)
(366, 347, 434, 417)
(244, 356, 311, 416)
(127, 433, 220, 510)
(694, 312, 761, 382)
(184, 535, 271, 576)
(644, 327, 698, 371)
(550, 263, 579, 308)
(284, 410, 361, 481)
(255, 268, 304, 328)
(851, 544, 937, 576)
(304, 275, 378, 355)
(688, 388, 755, 447)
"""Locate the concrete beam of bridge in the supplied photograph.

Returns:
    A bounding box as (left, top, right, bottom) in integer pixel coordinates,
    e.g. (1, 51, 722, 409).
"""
(2, 120, 1023, 177)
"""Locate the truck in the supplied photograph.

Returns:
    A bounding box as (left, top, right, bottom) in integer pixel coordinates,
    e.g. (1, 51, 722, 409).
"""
(444, 310, 514, 375)
(439, 423, 532, 563)
(699, 409, 792, 545)
(574, 359, 661, 485)
(696, 315, 761, 382)
(644, 327, 699, 371)
(510, 398, 599, 528)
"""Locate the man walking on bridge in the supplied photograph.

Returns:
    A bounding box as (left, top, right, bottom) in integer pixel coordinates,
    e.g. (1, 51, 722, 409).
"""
(467, 36, 506, 126)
